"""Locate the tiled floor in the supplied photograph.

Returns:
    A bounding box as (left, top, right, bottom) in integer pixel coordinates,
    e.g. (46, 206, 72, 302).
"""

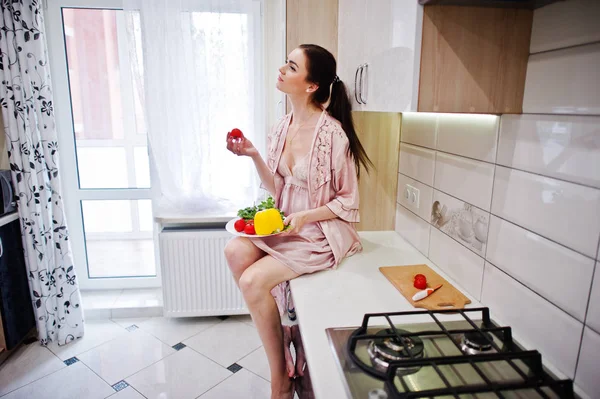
(0, 315, 276, 399)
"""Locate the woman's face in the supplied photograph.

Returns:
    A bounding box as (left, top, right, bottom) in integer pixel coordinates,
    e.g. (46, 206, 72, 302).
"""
(276, 48, 317, 95)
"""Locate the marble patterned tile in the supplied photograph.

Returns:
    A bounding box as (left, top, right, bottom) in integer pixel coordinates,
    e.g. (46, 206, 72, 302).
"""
(183, 319, 262, 368)
(199, 369, 271, 399)
(77, 329, 175, 384)
(0, 343, 65, 396)
(126, 347, 230, 399)
(1, 362, 113, 399)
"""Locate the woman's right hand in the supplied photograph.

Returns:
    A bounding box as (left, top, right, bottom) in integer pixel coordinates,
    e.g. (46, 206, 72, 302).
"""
(226, 132, 259, 158)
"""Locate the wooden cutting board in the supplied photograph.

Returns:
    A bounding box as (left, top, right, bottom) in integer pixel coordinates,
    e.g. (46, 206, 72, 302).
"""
(380, 265, 471, 310)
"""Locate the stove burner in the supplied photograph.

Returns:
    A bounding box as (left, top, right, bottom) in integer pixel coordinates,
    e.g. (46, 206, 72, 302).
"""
(460, 331, 495, 355)
(366, 329, 424, 375)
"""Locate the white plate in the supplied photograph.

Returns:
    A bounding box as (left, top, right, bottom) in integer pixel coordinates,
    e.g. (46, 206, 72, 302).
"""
(225, 218, 287, 238)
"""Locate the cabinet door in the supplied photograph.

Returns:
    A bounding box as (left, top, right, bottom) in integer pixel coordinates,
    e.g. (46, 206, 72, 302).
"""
(0, 220, 36, 350)
(337, 0, 366, 110)
(362, 0, 423, 112)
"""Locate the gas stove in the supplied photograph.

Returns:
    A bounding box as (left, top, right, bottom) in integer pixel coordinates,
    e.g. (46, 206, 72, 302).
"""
(326, 307, 574, 398)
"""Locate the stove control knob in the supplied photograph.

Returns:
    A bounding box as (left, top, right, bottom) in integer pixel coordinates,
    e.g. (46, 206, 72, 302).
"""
(368, 388, 388, 399)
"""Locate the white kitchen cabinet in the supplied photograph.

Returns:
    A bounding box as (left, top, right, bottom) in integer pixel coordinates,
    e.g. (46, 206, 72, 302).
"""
(337, 0, 366, 110)
(338, 0, 423, 112)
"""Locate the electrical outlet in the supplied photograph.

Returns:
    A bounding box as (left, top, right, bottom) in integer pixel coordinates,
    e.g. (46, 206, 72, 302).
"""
(412, 186, 420, 209)
(404, 184, 421, 209)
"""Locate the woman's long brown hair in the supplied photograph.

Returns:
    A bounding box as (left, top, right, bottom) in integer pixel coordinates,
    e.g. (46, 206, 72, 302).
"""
(299, 44, 374, 178)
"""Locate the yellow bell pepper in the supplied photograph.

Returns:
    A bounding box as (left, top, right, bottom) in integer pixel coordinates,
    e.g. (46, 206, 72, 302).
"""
(254, 208, 284, 235)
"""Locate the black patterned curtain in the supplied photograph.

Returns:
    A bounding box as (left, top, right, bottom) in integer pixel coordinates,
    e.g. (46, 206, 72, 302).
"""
(0, 0, 84, 345)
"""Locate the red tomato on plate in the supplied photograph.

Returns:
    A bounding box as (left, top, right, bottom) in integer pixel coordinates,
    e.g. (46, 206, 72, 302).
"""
(244, 223, 256, 235)
(234, 219, 246, 232)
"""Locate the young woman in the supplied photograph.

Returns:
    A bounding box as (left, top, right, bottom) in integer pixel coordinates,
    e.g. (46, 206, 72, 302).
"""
(225, 44, 372, 399)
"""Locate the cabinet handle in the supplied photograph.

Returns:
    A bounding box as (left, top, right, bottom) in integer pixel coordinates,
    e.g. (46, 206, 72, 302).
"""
(0, 238, 3, 258)
(354, 66, 363, 104)
(359, 63, 368, 104)
(358, 64, 365, 105)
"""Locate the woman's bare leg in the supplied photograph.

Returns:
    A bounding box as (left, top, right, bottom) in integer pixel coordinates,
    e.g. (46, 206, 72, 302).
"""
(224, 237, 265, 284)
(238, 256, 300, 399)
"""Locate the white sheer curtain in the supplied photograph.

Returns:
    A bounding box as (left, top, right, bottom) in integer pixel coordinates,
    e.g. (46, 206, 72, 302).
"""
(123, 0, 264, 215)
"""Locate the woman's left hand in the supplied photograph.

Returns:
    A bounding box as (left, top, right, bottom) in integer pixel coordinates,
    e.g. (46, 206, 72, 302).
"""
(284, 211, 310, 235)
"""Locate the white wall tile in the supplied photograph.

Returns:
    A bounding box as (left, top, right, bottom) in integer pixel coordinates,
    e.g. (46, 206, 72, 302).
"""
(481, 263, 583, 378)
(523, 43, 600, 115)
(530, 0, 600, 54)
(575, 327, 600, 398)
(498, 114, 600, 188)
(436, 114, 499, 163)
(400, 112, 437, 149)
(586, 261, 600, 333)
(397, 173, 433, 222)
(398, 143, 435, 185)
(395, 204, 430, 256)
(491, 166, 600, 258)
(434, 152, 495, 211)
(428, 228, 484, 300)
(431, 190, 489, 257)
(486, 216, 595, 321)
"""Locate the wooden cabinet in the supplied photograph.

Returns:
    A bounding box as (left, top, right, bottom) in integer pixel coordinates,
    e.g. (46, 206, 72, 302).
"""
(338, 2, 534, 114)
(353, 112, 401, 231)
(286, 0, 339, 57)
(418, 6, 532, 114)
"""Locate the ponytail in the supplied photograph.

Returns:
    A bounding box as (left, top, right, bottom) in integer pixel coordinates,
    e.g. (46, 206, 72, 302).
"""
(298, 44, 373, 178)
(326, 80, 373, 178)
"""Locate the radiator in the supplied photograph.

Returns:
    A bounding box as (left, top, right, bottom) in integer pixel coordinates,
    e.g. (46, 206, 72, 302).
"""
(159, 228, 248, 317)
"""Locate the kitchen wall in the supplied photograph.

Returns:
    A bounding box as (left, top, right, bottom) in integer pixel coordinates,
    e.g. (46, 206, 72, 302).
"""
(395, 1, 600, 397)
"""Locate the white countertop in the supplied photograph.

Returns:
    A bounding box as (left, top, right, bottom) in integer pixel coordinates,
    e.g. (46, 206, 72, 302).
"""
(289, 231, 483, 399)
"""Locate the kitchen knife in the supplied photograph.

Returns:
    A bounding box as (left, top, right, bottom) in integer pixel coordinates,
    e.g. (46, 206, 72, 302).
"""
(412, 284, 443, 302)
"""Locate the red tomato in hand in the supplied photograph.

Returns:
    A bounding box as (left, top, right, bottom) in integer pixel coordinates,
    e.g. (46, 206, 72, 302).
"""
(244, 223, 256, 235)
(234, 219, 246, 232)
(414, 277, 427, 290)
(229, 128, 244, 141)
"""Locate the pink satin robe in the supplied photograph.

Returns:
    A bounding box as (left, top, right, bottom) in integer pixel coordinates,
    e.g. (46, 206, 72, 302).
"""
(250, 110, 363, 315)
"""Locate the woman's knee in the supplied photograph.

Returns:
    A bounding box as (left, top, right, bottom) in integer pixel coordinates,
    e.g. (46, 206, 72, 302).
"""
(224, 238, 257, 273)
(238, 268, 266, 303)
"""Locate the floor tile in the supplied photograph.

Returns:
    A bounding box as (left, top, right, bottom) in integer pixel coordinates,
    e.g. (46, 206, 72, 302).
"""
(85, 308, 113, 320)
(1, 362, 113, 399)
(110, 306, 163, 319)
(132, 316, 220, 346)
(183, 319, 262, 367)
(106, 386, 146, 399)
(0, 343, 65, 396)
(111, 317, 152, 329)
(126, 347, 230, 399)
(199, 369, 270, 399)
(46, 319, 126, 361)
(77, 329, 175, 385)
(114, 288, 163, 309)
(230, 314, 254, 328)
(238, 346, 271, 382)
(80, 289, 123, 309)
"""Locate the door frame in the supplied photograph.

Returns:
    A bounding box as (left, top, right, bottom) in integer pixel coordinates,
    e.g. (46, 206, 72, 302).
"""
(45, 0, 161, 290)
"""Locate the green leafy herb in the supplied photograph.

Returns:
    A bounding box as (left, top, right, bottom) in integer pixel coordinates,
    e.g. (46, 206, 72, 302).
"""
(237, 196, 285, 220)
